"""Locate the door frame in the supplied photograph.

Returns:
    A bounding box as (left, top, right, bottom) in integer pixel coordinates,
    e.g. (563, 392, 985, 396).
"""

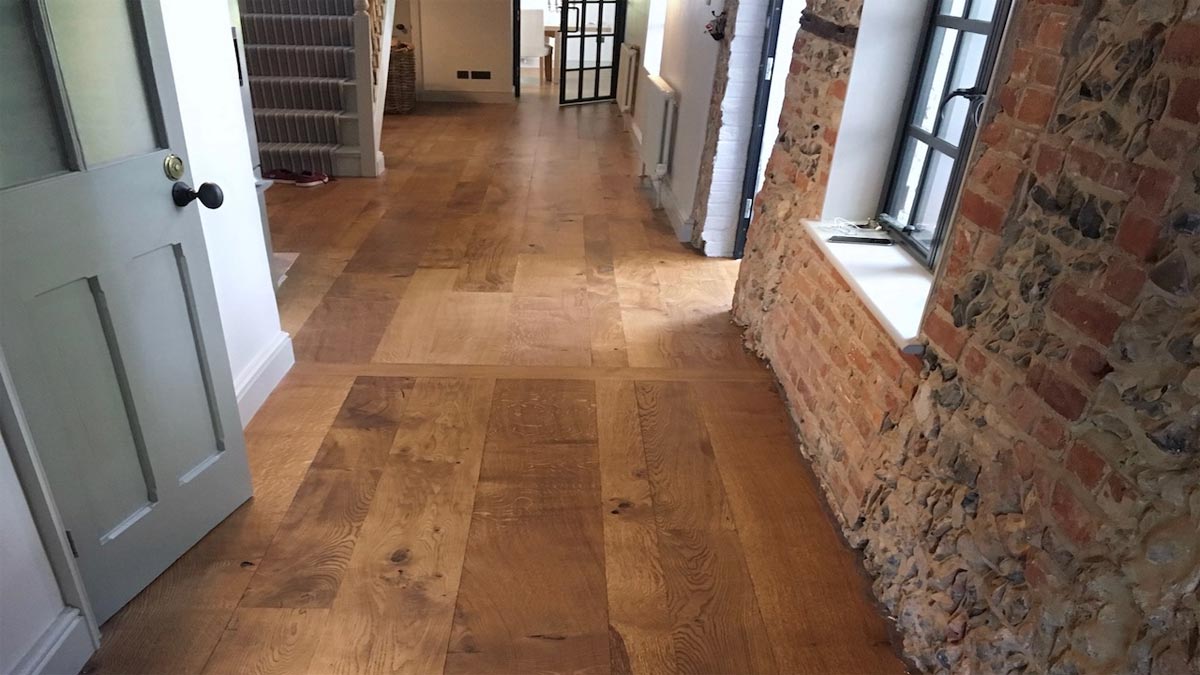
(732, 0, 787, 259)
(512, 0, 521, 98)
(0, 346, 102, 644)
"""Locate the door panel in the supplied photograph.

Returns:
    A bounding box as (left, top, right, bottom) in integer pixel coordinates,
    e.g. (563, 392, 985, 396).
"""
(558, 0, 625, 105)
(0, 0, 252, 622)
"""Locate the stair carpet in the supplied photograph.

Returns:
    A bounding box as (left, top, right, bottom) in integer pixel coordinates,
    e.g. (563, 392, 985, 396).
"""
(242, 0, 361, 176)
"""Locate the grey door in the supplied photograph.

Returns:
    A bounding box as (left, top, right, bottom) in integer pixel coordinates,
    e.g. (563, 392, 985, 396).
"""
(0, 0, 252, 622)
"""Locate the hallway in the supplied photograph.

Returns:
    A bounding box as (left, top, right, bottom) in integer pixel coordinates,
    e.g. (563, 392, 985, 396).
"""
(85, 93, 904, 674)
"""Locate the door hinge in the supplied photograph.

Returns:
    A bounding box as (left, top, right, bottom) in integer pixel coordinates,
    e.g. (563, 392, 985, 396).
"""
(65, 530, 80, 558)
(764, 57, 774, 80)
(743, 198, 753, 219)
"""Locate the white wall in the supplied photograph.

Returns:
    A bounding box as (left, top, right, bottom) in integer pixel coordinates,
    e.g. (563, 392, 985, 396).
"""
(415, 0, 514, 100)
(162, 0, 294, 424)
(694, 0, 771, 256)
(821, 0, 926, 222)
(657, 0, 724, 228)
(0, 435, 66, 674)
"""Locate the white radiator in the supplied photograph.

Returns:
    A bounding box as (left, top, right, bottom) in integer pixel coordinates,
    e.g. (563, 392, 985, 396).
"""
(633, 70, 677, 184)
(616, 43, 639, 113)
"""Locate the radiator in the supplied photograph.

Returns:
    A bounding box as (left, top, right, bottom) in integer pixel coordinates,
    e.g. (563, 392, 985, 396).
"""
(616, 43, 639, 113)
(633, 70, 677, 183)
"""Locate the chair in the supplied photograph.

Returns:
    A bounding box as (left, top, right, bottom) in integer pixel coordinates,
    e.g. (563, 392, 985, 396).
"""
(521, 9, 553, 82)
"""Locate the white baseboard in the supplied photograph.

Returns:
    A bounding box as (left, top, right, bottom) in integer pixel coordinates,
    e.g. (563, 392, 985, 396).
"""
(418, 89, 516, 104)
(11, 608, 95, 675)
(657, 181, 695, 243)
(234, 331, 294, 427)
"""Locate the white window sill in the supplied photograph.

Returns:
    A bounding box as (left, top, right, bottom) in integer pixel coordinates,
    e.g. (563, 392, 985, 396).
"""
(801, 220, 933, 351)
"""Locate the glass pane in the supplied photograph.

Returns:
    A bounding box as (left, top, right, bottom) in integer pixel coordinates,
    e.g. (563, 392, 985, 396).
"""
(910, 27, 960, 135)
(582, 36, 600, 67)
(45, 0, 160, 166)
(597, 67, 613, 98)
(583, 0, 601, 34)
(938, 0, 967, 16)
(565, 35, 583, 69)
(563, 1, 581, 33)
(582, 69, 597, 98)
(937, 31, 987, 143)
(597, 35, 613, 67)
(909, 150, 956, 253)
(600, 2, 616, 34)
(562, 70, 580, 101)
(968, 0, 999, 21)
(0, 0, 68, 188)
(886, 138, 930, 227)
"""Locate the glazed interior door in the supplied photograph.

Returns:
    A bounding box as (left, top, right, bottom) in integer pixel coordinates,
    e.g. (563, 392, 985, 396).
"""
(558, 0, 625, 105)
(0, 0, 252, 622)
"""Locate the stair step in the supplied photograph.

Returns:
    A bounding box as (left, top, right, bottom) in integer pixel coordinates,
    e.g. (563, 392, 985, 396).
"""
(258, 142, 341, 175)
(241, 0, 355, 16)
(244, 44, 354, 78)
(242, 14, 354, 47)
(254, 109, 353, 144)
(250, 76, 347, 111)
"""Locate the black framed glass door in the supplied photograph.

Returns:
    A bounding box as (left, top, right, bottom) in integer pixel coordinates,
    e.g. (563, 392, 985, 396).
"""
(558, 0, 625, 105)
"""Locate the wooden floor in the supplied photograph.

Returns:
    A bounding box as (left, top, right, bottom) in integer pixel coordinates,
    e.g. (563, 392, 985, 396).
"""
(85, 91, 904, 674)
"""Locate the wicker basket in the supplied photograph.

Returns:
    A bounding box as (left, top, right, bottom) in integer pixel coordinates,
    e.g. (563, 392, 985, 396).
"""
(385, 45, 416, 114)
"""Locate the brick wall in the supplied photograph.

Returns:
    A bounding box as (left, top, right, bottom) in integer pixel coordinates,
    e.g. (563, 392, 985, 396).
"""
(733, 0, 1200, 672)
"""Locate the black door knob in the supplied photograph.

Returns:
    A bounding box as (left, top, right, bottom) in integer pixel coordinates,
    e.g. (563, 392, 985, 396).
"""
(172, 181, 224, 209)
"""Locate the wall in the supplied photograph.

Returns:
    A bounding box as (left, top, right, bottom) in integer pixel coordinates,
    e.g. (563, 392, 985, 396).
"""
(820, 0, 924, 222)
(415, 0, 513, 100)
(163, 0, 293, 424)
(0, 435, 67, 673)
(656, 0, 724, 232)
(689, 0, 768, 257)
(733, 0, 1200, 672)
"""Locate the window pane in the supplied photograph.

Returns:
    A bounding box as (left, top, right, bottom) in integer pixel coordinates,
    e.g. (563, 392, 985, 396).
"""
(45, 0, 160, 166)
(938, 0, 967, 16)
(909, 150, 956, 253)
(936, 31, 987, 143)
(968, 0, 999, 21)
(1, 0, 68, 188)
(596, 67, 613, 97)
(910, 27, 960, 135)
(886, 138, 931, 228)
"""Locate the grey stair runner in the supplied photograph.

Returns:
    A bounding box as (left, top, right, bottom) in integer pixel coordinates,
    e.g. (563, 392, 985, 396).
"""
(249, 76, 345, 111)
(241, 0, 364, 175)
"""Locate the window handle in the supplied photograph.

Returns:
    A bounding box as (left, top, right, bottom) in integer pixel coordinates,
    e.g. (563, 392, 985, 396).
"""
(938, 86, 989, 129)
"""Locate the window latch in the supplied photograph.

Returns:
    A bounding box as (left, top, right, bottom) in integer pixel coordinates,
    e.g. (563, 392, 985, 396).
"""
(938, 86, 989, 128)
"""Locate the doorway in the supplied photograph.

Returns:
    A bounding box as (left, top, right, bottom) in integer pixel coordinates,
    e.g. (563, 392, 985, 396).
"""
(733, 0, 805, 258)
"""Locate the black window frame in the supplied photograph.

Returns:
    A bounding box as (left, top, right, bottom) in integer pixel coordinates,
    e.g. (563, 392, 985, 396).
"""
(877, 0, 1014, 269)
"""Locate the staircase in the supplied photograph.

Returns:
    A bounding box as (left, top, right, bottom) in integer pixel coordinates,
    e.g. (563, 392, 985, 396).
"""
(241, 0, 394, 177)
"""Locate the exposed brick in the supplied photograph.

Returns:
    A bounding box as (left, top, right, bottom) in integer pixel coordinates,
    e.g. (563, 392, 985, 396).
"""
(1015, 88, 1056, 127)
(1115, 211, 1163, 261)
(1065, 443, 1108, 490)
(1163, 22, 1200, 65)
(1168, 77, 1200, 123)
(1069, 344, 1113, 387)
(1101, 261, 1146, 306)
(1049, 283, 1124, 345)
(923, 311, 967, 359)
(1029, 362, 1089, 420)
(1134, 166, 1179, 216)
(959, 189, 1007, 233)
(1049, 481, 1097, 546)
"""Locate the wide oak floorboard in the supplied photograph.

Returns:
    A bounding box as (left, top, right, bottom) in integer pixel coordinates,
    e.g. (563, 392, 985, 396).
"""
(85, 88, 905, 675)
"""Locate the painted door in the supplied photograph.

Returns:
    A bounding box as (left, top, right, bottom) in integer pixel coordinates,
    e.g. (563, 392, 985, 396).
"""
(558, 0, 625, 105)
(0, 0, 252, 622)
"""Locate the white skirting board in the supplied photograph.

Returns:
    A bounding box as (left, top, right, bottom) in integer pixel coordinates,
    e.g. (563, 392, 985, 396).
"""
(234, 331, 295, 427)
(11, 608, 94, 675)
(657, 180, 695, 243)
(417, 90, 516, 104)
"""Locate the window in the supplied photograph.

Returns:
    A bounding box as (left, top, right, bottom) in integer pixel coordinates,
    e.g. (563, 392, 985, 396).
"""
(878, 0, 1012, 268)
